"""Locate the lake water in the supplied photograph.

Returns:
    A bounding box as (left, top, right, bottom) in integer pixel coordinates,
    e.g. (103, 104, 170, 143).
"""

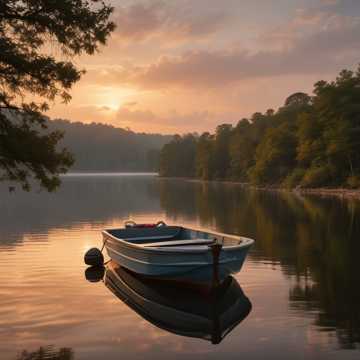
(1, 174, 360, 360)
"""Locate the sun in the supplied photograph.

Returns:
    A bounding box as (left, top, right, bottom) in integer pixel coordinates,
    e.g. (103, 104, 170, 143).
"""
(100, 100, 119, 111)
(96, 86, 137, 112)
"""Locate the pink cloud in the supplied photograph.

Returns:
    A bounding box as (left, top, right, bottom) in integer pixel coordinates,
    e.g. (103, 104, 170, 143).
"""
(113, 0, 228, 43)
(108, 16, 360, 89)
(116, 106, 228, 133)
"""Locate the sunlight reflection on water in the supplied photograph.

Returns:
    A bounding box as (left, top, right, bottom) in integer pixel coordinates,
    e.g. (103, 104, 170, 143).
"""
(1, 175, 360, 359)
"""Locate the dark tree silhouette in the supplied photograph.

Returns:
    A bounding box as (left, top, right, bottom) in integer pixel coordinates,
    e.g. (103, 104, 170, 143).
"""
(284, 92, 312, 108)
(0, 0, 115, 191)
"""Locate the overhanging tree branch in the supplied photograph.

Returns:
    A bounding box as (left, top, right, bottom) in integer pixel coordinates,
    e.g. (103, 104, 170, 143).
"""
(0, 0, 115, 191)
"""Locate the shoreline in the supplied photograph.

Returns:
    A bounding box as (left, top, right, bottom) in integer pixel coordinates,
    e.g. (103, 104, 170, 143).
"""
(62, 172, 158, 177)
(158, 176, 360, 199)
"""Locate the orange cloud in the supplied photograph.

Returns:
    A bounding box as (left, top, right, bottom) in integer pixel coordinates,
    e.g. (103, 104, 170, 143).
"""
(115, 106, 230, 134)
(80, 5, 360, 92)
(113, 0, 229, 43)
(47, 0, 360, 134)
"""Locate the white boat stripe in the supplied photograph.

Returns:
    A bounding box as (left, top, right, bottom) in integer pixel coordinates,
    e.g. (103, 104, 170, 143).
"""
(106, 246, 211, 266)
(124, 235, 175, 241)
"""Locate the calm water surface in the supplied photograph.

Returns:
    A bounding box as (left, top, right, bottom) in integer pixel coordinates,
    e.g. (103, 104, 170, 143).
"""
(1, 175, 360, 359)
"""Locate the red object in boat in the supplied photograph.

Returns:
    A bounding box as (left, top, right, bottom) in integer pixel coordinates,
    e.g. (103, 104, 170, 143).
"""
(134, 223, 157, 228)
(124, 220, 167, 229)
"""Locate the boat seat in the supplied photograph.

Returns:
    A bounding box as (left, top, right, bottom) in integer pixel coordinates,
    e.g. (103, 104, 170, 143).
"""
(141, 239, 216, 248)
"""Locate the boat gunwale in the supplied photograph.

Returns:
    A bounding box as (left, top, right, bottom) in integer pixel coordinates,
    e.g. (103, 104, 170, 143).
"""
(102, 227, 254, 254)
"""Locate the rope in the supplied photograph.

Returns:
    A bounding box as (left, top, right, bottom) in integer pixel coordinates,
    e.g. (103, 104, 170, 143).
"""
(100, 238, 107, 252)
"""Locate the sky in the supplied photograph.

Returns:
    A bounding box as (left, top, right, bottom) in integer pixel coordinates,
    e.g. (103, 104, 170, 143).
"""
(48, 0, 360, 134)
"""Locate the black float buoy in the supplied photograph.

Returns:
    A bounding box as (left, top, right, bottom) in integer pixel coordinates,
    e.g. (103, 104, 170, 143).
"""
(85, 266, 105, 282)
(84, 247, 104, 266)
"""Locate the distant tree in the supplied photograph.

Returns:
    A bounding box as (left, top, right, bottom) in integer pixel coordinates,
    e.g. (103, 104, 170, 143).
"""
(159, 136, 180, 177)
(179, 134, 197, 177)
(296, 109, 323, 162)
(146, 149, 161, 171)
(213, 124, 232, 179)
(229, 119, 254, 180)
(310, 68, 360, 185)
(159, 134, 197, 177)
(49, 119, 170, 172)
(285, 92, 312, 108)
(158, 66, 360, 189)
(0, 0, 115, 191)
(196, 132, 214, 180)
(266, 108, 275, 116)
(249, 123, 297, 185)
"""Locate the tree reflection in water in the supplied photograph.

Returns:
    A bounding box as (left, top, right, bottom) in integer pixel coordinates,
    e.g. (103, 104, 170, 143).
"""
(16, 346, 73, 360)
(159, 179, 360, 349)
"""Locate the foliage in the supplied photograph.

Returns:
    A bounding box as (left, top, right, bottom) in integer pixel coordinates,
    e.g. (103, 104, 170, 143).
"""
(0, 0, 115, 191)
(49, 119, 170, 172)
(301, 165, 335, 188)
(229, 119, 254, 181)
(281, 168, 305, 189)
(249, 123, 297, 185)
(196, 132, 214, 180)
(346, 175, 360, 189)
(159, 66, 360, 189)
(213, 124, 232, 179)
(159, 134, 197, 177)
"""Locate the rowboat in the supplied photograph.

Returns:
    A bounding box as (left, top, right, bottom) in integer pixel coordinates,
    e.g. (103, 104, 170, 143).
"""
(104, 261, 252, 344)
(102, 221, 254, 286)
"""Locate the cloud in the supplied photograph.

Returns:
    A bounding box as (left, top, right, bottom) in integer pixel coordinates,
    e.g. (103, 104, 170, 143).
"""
(122, 101, 138, 107)
(115, 106, 226, 133)
(113, 1, 164, 41)
(58, 0, 360, 134)
(97, 10, 360, 89)
(320, 0, 339, 4)
(321, 0, 360, 11)
(113, 0, 228, 43)
(257, 5, 360, 51)
(50, 104, 116, 124)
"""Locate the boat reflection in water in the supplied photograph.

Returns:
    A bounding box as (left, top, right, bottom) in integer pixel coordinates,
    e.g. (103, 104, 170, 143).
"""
(96, 261, 252, 344)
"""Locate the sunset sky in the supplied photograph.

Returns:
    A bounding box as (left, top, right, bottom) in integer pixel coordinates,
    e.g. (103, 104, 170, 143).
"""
(48, 0, 360, 134)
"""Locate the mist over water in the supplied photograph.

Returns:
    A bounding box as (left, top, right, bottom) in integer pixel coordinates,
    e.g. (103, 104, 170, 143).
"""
(1, 175, 360, 359)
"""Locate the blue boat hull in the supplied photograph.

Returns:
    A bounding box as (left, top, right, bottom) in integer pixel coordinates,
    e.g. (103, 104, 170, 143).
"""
(105, 238, 252, 285)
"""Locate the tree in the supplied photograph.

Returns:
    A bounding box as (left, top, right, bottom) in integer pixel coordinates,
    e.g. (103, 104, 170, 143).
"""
(229, 119, 254, 180)
(159, 134, 197, 177)
(294, 67, 360, 188)
(0, 0, 115, 191)
(158, 66, 360, 189)
(213, 124, 232, 179)
(196, 132, 214, 180)
(284, 92, 311, 108)
(313, 69, 360, 182)
(248, 123, 297, 185)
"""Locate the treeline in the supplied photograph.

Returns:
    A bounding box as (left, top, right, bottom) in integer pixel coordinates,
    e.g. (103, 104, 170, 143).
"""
(159, 67, 360, 188)
(49, 119, 171, 172)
